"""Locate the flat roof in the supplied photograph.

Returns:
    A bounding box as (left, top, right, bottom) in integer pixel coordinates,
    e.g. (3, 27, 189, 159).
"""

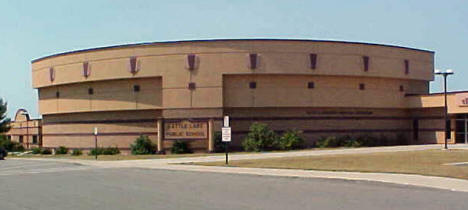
(406, 91, 468, 97)
(32, 39, 434, 63)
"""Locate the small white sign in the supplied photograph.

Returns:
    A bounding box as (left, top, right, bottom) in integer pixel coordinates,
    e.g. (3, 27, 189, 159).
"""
(94, 127, 98, 136)
(224, 116, 230, 127)
(222, 127, 231, 142)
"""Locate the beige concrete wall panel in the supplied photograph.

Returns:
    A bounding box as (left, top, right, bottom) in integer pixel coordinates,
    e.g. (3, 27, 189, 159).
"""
(191, 88, 223, 108)
(162, 89, 191, 108)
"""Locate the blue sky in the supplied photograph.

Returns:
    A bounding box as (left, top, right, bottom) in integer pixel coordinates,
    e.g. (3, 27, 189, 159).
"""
(0, 0, 467, 118)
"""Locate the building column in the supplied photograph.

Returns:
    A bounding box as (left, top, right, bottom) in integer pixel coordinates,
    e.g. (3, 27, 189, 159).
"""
(208, 119, 215, 152)
(157, 119, 164, 154)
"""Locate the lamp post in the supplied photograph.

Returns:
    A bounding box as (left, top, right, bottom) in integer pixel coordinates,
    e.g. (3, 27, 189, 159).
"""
(435, 69, 454, 149)
(21, 111, 29, 150)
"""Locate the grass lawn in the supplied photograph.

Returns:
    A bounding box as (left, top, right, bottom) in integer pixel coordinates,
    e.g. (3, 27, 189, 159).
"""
(197, 149, 468, 180)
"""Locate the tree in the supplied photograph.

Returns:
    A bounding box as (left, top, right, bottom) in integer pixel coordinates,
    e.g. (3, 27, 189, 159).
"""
(0, 98, 10, 134)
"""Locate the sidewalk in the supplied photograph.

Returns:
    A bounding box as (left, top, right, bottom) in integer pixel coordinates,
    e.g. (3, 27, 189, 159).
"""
(12, 144, 468, 192)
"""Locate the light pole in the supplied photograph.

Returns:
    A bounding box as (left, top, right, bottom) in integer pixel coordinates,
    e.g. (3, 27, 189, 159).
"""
(21, 111, 29, 150)
(435, 69, 454, 149)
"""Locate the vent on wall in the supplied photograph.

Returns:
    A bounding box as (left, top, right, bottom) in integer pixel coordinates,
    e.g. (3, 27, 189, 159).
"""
(133, 85, 140, 92)
(359, 83, 365, 90)
(49, 67, 55, 82)
(249, 53, 257, 69)
(129, 57, 139, 75)
(88, 88, 94, 95)
(187, 54, 196, 71)
(83, 62, 90, 78)
(404, 60, 410, 75)
(309, 54, 317, 69)
(363, 56, 369, 72)
(188, 82, 196, 90)
(308, 82, 315, 89)
(249, 81, 257, 89)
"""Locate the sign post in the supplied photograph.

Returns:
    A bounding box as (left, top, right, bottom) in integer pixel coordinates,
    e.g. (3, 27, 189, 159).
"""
(222, 116, 231, 165)
(94, 127, 98, 160)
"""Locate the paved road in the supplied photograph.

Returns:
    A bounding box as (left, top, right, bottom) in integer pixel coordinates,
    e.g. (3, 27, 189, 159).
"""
(1, 159, 467, 210)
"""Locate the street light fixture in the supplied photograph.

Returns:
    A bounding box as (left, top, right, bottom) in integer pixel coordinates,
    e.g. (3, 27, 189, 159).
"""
(435, 69, 454, 149)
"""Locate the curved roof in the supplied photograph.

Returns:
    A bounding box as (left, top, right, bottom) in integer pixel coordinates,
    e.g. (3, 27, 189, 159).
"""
(32, 39, 434, 63)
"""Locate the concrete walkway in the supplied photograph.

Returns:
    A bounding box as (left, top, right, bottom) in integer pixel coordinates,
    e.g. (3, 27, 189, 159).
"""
(11, 144, 468, 192)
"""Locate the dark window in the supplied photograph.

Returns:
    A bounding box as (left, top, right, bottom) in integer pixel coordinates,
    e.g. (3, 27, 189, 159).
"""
(133, 85, 140, 92)
(309, 53, 317, 69)
(32, 135, 38, 144)
(188, 82, 196, 90)
(399, 85, 404, 92)
(363, 56, 369, 72)
(404, 60, 410, 75)
(249, 53, 257, 69)
(413, 119, 419, 140)
(359, 83, 365, 90)
(88, 88, 94, 95)
(308, 82, 315, 89)
(56, 91, 60, 98)
(19, 136, 23, 143)
(249, 81, 257, 89)
(187, 54, 196, 70)
(7, 135, 11, 140)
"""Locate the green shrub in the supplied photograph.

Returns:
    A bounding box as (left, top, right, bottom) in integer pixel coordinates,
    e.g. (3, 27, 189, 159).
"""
(88, 148, 104, 156)
(55, 146, 68, 155)
(41, 148, 52, 155)
(71, 149, 82, 156)
(277, 129, 304, 150)
(0, 136, 24, 152)
(0, 147, 7, 159)
(315, 136, 339, 148)
(102, 147, 120, 155)
(31, 147, 42, 154)
(242, 123, 278, 152)
(88, 147, 120, 156)
(130, 135, 156, 155)
(213, 131, 224, 153)
(171, 140, 192, 154)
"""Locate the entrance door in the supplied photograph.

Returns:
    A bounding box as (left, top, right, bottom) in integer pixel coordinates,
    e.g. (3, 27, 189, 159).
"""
(455, 115, 468, 143)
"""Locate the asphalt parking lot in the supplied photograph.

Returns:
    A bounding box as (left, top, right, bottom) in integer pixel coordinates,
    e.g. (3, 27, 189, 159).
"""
(1, 159, 468, 210)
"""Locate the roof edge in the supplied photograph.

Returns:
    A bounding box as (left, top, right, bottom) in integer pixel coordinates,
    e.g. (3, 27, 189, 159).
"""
(32, 38, 435, 63)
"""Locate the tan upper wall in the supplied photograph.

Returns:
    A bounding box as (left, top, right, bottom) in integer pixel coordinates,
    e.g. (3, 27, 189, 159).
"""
(406, 92, 468, 114)
(32, 39, 434, 89)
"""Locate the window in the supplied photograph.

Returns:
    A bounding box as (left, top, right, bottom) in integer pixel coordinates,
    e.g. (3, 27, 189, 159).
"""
(56, 91, 60, 98)
(188, 82, 196, 90)
(359, 83, 365, 90)
(187, 54, 196, 70)
(249, 53, 257, 69)
(249, 81, 257, 89)
(7, 135, 11, 140)
(309, 53, 317, 69)
(308, 82, 315, 89)
(133, 85, 140, 92)
(363, 56, 369, 72)
(88, 88, 94, 95)
(32, 135, 38, 144)
(404, 60, 410, 75)
(19, 136, 23, 143)
(399, 85, 404, 92)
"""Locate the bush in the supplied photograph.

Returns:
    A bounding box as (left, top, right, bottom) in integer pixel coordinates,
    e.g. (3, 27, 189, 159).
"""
(102, 147, 120, 155)
(213, 131, 224, 153)
(242, 123, 278, 152)
(88, 147, 120, 156)
(316, 136, 339, 148)
(130, 135, 156, 155)
(41, 148, 52, 155)
(0, 136, 24, 152)
(0, 147, 7, 159)
(71, 149, 83, 156)
(56, 146, 69, 155)
(277, 129, 304, 150)
(31, 147, 42, 154)
(171, 140, 192, 154)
